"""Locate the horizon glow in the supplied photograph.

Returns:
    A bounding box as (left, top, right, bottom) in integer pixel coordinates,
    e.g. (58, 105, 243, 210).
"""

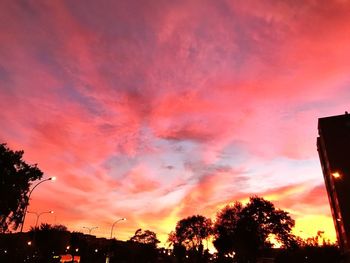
(1, 0, 350, 245)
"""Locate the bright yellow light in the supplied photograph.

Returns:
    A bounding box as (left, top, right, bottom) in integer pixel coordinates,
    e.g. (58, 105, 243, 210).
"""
(267, 234, 282, 248)
(293, 215, 336, 245)
(332, 172, 341, 179)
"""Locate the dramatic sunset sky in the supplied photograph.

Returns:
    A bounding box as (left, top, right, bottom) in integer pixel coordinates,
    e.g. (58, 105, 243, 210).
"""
(1, 0, 350, 246)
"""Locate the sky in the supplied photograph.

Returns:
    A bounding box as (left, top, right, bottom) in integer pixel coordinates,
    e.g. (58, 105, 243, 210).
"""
(1, 0, 350, 246)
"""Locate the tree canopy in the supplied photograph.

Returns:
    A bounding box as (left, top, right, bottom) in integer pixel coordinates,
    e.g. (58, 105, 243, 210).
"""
(0, 143, 43, 232)
(129, 228, 160, 247)
(168, 215, 212, 252)
(30, 223, 68, 232)
(214, 196, 297, 263)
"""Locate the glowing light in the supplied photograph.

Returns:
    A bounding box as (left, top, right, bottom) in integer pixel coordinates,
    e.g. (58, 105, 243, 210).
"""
(50, 176, 57, 181)
(332, 172, 341, 179)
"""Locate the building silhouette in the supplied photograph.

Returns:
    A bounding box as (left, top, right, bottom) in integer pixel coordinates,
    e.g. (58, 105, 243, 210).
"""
(317, 112, 350, 252)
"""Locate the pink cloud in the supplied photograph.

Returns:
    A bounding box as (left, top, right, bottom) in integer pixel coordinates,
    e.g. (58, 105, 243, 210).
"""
(1, 0, 348, 243)
(121, 164, 161, 194)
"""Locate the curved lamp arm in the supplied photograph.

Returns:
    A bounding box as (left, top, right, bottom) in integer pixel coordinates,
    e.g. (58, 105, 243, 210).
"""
(20, 177, 56, 232)
(110, 218, 126, 239)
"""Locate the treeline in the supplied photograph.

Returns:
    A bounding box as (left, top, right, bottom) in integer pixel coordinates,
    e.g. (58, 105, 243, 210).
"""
(0, 202, 341, 263)
(0, 224, 166, 263)
(0, 143, 343, 262)
(166, 196, 340, 263)
(168, 196, 296, 262)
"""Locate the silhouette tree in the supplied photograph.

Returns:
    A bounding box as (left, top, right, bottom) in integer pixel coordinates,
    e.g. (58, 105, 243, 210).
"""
(29, 223, 70, 263)
(129, 228, 160, 247)
(125, 229, 160, 262)
(168, 214, 212, 260)
(30, 223, 68, 232)
(213, 202, 243, 258)
(214, 196, 297, 263)
(0, 143, 43, 232)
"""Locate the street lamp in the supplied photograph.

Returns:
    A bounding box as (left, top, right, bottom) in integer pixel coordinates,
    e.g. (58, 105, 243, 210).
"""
(106, 218, 126, 263)
(332, 171, 341, 179)
(110, 218, 126, 239)
(20, 177, 56, 232)
(27, 211, 54, 228)
(83, 226, 98, 235)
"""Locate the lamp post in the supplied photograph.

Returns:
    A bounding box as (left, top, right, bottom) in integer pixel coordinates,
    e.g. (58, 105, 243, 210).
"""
(83, 226, 98, 235)
(110, 218, 126, 239)
(27, 211, 54, 228)
(20, 177, 56, 232)
(106, 218, 126, 263)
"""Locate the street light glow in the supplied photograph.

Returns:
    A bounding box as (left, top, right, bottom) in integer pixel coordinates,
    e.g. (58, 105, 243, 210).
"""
(332, 172, 341, 179)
